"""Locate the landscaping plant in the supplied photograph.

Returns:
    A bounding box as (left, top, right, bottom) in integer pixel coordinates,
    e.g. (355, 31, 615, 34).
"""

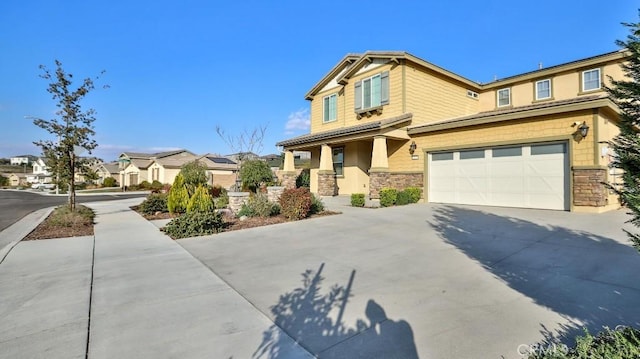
(404, 187, 422, 203)
(279, 187, 312, 220)
(139, 193, 168, 214)
(167, 174, 189, 214)
(606, 16, 640, 251)
(240, 159, 274, 192)
(186, 185, 214, 213)
(379, 188, 397, 207)
(296, 168, 310, 188)
(309, 193, 324, 214)
(102, 177, 117, 187)
(396, 190, 411, 206)
(181, 160, 209, 197)
(351, 193, 365, 207)
(163, 211, 225, 239)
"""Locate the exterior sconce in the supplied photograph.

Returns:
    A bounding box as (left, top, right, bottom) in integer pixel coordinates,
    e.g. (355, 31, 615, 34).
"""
(578, 121, 590, 138)
(409, 141, 417, 155)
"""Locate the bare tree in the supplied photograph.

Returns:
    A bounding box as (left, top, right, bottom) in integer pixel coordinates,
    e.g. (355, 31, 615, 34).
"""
(215, 124, 268, 190)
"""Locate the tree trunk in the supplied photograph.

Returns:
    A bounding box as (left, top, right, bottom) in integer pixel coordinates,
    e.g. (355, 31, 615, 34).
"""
(69, 151, 75, 211)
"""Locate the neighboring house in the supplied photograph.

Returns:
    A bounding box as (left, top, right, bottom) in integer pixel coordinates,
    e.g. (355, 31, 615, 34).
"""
(225, 152, 260, 163)
(118, 149, 195, 187)
(277, 50, 628, 212)
(10, 156, 30, 166)
(93, 162, 120, 185)
(147, 154, 238, 189)
(27, 158, 52, 184)
(8, 173, 27, 186)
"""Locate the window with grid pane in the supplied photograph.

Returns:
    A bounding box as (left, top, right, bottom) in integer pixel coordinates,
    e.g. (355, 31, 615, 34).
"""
(582, 69, 601, 92)
(323, 94, 337, 123)
(536, 79, 551, 100)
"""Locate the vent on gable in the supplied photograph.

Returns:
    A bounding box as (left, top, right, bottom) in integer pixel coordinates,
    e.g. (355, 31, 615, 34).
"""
(467, 90, 479, 99)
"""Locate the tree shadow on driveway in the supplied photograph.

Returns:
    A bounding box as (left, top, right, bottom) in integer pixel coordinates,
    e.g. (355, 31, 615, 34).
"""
(428, 205, 640, 344)
(253, 263, 419, 359)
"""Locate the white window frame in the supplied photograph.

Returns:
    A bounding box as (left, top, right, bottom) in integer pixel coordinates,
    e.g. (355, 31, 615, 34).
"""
(582, 68, 601, 92)
(497, 88, 511, 107)
(323, 94, 337, 123)
(535, 79, 552, 100)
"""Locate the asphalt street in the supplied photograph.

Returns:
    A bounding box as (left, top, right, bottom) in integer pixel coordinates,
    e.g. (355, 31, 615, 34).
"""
(0, 190, 147, 232)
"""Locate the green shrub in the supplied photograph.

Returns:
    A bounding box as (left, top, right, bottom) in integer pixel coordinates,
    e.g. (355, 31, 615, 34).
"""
(396, 190, 411, 206)
(351, 193, 365, 207)
(238, 193, 278, 217)
(527, 326, 640, 359)
(139, 180, 151, 190)
(49, 205, 95, 227)
(167, 174, 189, 214)
(240, 160, 274, 193)
(404, 187, 421, 203)
(163, 211, 225, 239)
(139, 193, 168, 214)
(379, 188, 397, 207)
(309, 193, 324, 214)
(0, 174, 8, 186)
(187, 185, 214, 213)
(102, 177, 117, 187)
(209, 185, 229, 208)
(279, 187, 312, 220)
(296, 168, 310, 188)
(150, 180, 163, 192)
(180, 160, 209, 197)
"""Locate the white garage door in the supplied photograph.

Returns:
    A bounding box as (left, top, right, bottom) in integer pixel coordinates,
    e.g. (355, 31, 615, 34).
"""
(428, 142, 569, 210)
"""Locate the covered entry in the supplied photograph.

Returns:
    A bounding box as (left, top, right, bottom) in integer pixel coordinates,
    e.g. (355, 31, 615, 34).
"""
(428, 142, 569, 210)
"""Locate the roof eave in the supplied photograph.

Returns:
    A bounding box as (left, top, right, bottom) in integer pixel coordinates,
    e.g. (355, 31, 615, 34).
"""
(408, 98, 618, 135)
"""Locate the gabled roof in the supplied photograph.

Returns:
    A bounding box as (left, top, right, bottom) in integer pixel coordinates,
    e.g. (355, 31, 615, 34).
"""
(277, 113, 413, 147)
(305, 51, 480, 100)
(119, 149, 194, 160)
(407, 95, 617, 134)
(152, 154, 199, 169)
(305, 53, 362, 100)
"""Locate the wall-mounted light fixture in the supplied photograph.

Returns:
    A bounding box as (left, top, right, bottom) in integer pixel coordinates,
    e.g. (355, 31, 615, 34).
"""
(578, 121, 590, 138)
(409, 141, 417, 155)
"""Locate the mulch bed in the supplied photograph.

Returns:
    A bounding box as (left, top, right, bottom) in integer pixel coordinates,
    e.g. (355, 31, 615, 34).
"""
(24, 221, 93, 240)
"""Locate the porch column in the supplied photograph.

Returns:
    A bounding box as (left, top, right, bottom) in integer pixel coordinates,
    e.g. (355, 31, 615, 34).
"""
(318, 144, 337, 196)
(369, 136, 390, 199)
(280, 150, 297, 189)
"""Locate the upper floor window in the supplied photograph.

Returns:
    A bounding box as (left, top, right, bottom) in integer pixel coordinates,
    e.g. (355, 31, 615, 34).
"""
(535, 79, 552, 100)
(497, 88, 511, 107)
(582, 68, 601, 92)
(323, 94, 337, 123)
(355, 71, 389, 112)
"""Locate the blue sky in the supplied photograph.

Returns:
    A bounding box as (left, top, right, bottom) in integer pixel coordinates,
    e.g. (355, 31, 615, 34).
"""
(0, 1, 637, 161)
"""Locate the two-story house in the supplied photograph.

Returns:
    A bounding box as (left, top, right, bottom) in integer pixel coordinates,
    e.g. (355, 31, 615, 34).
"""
(277, 50, 627, 212)
(27, 157, 53, 184)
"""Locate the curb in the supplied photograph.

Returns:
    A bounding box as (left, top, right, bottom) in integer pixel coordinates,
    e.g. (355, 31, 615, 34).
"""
(0, 207, 55, 264)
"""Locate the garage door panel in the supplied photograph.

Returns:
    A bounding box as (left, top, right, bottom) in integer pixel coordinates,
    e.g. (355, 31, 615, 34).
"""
(428, 142, 568, 210)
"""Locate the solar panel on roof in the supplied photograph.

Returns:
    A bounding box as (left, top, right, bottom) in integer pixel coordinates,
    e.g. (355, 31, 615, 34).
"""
(207, 157, 236, 164)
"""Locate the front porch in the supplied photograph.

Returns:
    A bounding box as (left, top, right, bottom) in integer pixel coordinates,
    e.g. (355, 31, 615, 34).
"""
(277, 113, 422, 199)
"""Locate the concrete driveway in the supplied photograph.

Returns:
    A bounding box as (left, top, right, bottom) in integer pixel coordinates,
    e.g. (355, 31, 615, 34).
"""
(178, 201, 640, 359)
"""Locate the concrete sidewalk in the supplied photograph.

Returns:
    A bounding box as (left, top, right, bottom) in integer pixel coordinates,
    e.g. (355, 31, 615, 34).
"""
(0, 198, 312, 359)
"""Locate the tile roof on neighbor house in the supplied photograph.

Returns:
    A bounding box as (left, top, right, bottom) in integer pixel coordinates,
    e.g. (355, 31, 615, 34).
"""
(153, 154, 199, 169)
(121, 149, 194, 160)
(408, 95, 614, 135)
(276, 113, 413, 147)
(102, 162, 119, 173)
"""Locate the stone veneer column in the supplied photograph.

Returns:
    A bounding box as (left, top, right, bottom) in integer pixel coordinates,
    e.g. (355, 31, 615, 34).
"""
(267, 186, 285, 203)
(228, 192, 250, 214)
(572, 167, 607, 207)
(369, 136, 390, 199)
(280, 150, 297, 189)
(318, 144, 336, 196)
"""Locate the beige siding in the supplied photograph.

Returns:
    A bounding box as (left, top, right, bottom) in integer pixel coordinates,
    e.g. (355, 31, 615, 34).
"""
(404, 64, 479, 124)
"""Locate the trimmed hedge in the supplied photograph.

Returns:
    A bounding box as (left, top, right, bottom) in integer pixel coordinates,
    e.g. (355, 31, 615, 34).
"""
(279, 187, 312, 220)
(379, 188, 397, 207)
(396, 190, 411, 206)
(404, 187, 421, 203)
(351, 193, 365, 207)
